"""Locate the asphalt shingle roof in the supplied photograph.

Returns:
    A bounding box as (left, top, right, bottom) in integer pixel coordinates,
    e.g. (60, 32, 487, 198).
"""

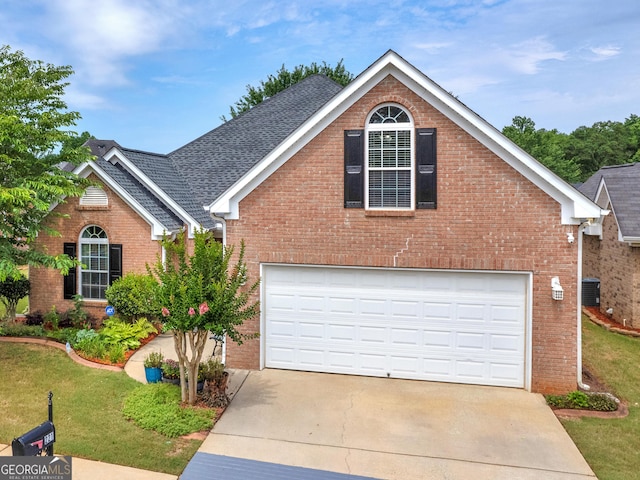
(119, 147, 214, 228)
(168, 74, 344, 208)
(579, 163, 640, 237)
(97, 157, 184, 231)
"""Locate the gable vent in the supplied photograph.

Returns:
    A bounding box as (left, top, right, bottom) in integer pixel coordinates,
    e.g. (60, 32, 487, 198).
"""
(80, 186, 108, 206)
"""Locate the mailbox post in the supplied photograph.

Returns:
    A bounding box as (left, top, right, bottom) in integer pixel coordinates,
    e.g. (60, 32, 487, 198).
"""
(11, 391, 55, 456)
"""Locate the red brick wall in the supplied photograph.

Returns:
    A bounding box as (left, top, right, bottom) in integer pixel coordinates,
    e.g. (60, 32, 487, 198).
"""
(224, 76, 580, 394)
(583, 212, 640, 327)
(30, 175, 162, 320)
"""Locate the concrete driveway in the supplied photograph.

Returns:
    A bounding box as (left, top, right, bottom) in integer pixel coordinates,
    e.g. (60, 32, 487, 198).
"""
(185, 369, 595, 480)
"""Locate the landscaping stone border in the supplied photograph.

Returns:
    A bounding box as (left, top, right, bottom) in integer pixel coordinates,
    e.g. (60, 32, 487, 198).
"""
(553, 402, 629, 419)
(0, 336, 123, 372)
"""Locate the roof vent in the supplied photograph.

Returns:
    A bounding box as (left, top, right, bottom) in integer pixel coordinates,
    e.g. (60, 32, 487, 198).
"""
(80, 186, 108, 206)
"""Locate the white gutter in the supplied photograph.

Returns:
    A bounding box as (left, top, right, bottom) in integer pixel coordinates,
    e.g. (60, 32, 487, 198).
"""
(577, 220, 591, 391)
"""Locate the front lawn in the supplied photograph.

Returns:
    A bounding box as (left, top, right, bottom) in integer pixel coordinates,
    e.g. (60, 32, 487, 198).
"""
(561, 318, 640, 480)
(0, 343, 202, 475)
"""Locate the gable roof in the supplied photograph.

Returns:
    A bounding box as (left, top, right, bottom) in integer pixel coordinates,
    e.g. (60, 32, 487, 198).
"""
(206, 50, 605, 224)
(579, 163, 640, 240)
(168, 74, 344, 209)
(76, 139, 215, 238)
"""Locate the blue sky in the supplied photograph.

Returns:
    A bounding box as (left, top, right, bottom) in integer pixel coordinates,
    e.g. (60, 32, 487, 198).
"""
(2, 0, 639, 153)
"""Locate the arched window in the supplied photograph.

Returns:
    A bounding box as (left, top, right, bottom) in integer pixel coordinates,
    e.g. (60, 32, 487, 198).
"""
(344, 105, 437, 210)
(366, 105, 413, 209)
(79, 226, 109, 300)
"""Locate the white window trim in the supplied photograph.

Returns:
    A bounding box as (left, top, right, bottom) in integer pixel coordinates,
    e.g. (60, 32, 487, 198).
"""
(364, 104, 415, 210)
(78, 226, 109, 301)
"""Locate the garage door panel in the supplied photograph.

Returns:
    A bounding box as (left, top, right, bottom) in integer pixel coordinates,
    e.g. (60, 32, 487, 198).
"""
(265, 266, 526, 388)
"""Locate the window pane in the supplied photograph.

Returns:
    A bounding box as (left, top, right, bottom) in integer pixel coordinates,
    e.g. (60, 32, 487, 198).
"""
(398, 149, 411, 167)
(382, 131, 396, 148)
(369, 150, 381, 168)
(382, 150, 396, 168)
(369, 131, 381, 148)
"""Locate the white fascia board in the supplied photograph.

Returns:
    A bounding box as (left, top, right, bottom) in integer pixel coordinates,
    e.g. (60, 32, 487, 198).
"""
(73, 162, 173, 240)
(102, 148, 201, 236)
(209, 50, 604, 224)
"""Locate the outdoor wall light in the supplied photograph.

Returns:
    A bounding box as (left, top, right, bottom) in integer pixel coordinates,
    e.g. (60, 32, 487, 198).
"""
(551, 276, 564, 301)
(567, 232, 575, 244)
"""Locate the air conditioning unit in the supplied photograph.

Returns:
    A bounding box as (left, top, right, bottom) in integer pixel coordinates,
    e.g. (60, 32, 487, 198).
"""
(582, 278, 600, 306)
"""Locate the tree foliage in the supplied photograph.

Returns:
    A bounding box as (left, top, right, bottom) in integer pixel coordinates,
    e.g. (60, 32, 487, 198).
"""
(0, 274, 29, 321)
(0, 45, 93, 281)
(150, 229, 259, 404)
(503, 114, 640, 182)
(224, 60, 354, 120)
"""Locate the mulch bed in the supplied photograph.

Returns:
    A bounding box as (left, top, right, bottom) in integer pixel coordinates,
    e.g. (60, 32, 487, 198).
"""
(549, 307, 636, 419)
(583, 306, 640, 337)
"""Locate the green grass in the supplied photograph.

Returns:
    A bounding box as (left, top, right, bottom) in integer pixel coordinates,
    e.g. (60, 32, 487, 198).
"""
(561, 318, 640, 480)
(123, 383, 214, 437)
(0, 343, 203, 475)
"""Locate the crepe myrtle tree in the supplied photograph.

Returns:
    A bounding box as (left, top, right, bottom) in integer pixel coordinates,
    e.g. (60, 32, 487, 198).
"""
(151, 228, 259, 404)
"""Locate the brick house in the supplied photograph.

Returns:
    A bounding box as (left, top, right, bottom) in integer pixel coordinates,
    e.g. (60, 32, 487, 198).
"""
(580, 163, 639, 327)
(31, 51, 605, 393)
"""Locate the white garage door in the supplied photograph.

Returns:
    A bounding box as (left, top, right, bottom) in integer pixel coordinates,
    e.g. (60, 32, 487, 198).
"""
(263, 265, 527, 388)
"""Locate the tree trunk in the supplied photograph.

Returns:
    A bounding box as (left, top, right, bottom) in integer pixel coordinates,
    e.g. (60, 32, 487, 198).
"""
(173, 329, 209, 405)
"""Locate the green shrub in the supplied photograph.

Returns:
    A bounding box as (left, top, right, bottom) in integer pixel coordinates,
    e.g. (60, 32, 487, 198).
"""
(74, 335, 108, 359)
(105, 274, 160, 321)
(546, 390, 619, 411)
(68, 295, 89, 328)
(0, 275, 30, 322)
(107, 343, 126, 364)
(122, 383, 214, 437)
(566, 391, 589, 408)
(0, 324, 44, 337)
(74, 328, 98, 345)
(43, 306, 60, 330)
(99, 317, 157, 350)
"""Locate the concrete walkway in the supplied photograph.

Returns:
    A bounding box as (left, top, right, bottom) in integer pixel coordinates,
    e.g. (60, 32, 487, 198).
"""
(125, 332, 248, 401)
(192, 369, 597, 480)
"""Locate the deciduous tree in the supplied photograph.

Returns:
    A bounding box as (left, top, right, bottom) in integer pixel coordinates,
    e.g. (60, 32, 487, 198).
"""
(0, 45, 93, 281)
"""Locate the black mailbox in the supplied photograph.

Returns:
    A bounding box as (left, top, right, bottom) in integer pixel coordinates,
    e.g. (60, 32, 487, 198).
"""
(12, 421, 55, 456)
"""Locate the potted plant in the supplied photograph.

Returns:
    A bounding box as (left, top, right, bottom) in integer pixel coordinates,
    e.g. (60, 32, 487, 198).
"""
(143, 351, 163, 383)
(200, 358, 229, 407)
(161, 358, 180, 385)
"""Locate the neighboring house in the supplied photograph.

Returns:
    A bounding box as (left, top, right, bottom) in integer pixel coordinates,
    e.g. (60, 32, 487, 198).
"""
(579, 163, 640, 328)
(31, 51, 606, 393)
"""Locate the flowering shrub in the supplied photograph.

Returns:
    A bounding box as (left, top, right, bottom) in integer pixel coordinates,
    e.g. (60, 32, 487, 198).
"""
(161, 359, 180, 379)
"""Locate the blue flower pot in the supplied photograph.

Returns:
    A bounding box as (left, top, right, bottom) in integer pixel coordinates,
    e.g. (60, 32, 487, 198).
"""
(144, 367, 162, 383)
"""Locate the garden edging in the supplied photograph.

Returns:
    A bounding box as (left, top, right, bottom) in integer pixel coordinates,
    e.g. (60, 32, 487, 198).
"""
(0, 336, 123, 372)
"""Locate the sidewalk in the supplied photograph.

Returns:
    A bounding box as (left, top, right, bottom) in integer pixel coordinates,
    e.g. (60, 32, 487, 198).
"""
(0, 443, 177, 480)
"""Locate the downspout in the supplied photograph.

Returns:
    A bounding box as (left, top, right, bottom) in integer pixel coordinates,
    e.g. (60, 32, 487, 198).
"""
(210, 212, 227, 364)
(577, 220, 591, 391)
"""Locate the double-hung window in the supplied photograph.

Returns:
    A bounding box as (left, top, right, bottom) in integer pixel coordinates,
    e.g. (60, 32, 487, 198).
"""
(344, 104, 437, 210)
(366, 105, 413, 209)
(63, 226, 122, 301)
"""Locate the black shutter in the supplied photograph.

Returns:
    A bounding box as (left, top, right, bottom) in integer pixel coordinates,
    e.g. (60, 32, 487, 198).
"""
(109, 244, 122, 284)
(63, 242, 76, 300)
(416, 128, 437, 209)
(344, 130, 364, 208)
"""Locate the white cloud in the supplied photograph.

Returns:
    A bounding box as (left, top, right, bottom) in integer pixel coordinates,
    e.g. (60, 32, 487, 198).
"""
(44, 0, 185, 85)
(499, 36, 566, 75)
(414, 42, 452, 54)
(590, 45, 621, 60)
